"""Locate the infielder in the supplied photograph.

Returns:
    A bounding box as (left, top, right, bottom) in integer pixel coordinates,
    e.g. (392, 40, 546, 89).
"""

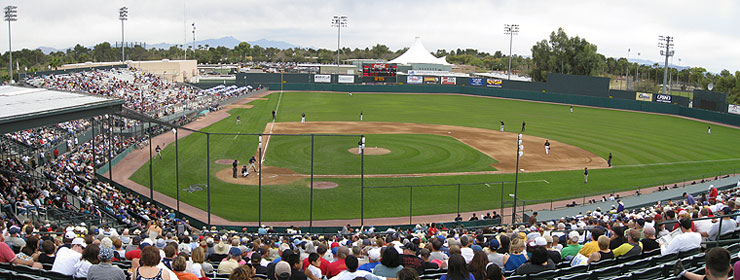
(360, 111, 363, 121)
(521, 121, 526, 132)
(349, 91, 353, 96)
(236, 115, 241, 125)
(584, 167, 589, 184)
(248, 155, 257, 172)
(357, 139, 364, 154)
(272, 110, 276, 121)
(155, 145, 162, 159)
(708, 126, 711, 134)
(500, 121, 504, 132)
(301, 112, 306, 123)
(607, 153, 612, 167)
(544, 140, 550, 155)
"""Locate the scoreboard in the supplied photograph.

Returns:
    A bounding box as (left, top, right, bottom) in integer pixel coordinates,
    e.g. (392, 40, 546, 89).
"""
(363, 63, 397, 77)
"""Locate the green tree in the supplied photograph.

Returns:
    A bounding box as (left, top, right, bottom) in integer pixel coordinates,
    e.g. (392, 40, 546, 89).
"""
(530, 28, 603, 81)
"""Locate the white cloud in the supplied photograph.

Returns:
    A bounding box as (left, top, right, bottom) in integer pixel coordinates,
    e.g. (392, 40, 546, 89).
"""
(1, 0, 737, 72)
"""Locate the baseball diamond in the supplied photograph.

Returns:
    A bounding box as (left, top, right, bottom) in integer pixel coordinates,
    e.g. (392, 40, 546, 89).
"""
(118, 91, 740, 223)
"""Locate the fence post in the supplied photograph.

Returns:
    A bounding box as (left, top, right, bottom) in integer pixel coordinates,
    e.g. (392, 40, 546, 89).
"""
(310, 134, 314, 232)
(409, 185, 413, 225)
(550, 200, 553, 211)
(175, 128, 180, 217)
(500, 182, 504, 218)
(361, 135, 365, 227)
(457, 184, 461, 216)
(206, 133, 211, 227)
(148, 121, 153, 201)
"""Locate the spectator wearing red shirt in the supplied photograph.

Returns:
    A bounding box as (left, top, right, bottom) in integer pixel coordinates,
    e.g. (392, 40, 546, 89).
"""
(0, 232, 41, 268)
(327, 246, 349, 278)
(302, 245, 330, 275)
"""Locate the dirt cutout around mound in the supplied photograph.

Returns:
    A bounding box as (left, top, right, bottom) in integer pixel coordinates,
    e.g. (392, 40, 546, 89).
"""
(215, 166, 302, 185)
(347, 147, 391, 155)
(215, 159, 236, 165)
(268, 121, 608, 173)
(312, 182, 338, 189)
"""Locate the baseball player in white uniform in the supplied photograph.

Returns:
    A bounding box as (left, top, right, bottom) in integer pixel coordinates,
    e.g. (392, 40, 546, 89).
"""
(500, 121, 504, 132)
(544, 140, 551, 155)
(360, 112, 363, 121)
(301, 112, 306, 123)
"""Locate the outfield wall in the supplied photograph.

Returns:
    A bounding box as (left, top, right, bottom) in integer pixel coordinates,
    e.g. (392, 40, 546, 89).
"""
(266, 83, 740, 127)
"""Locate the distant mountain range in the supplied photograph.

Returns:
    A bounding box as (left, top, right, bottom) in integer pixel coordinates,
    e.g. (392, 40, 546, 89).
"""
(629, 58, 690, 70)
(35, 36, 300, 54)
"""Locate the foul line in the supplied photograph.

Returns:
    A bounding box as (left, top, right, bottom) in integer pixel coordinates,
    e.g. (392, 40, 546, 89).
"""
(261, 90, 284, 164)
(615, 158, 740, 168)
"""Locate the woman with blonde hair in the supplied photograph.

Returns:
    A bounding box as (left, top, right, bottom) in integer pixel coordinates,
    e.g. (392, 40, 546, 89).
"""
(190, 246, 209, 277)
(587, 235, 614, 264)
(502, 236, 528, 272)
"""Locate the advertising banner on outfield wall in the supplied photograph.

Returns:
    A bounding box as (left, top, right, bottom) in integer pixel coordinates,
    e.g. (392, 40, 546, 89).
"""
(407, 76, 423, 84)
(314, 74, 331, 83)
(470, 78, 484, 86)
(635, 92, 653, 101)
(655, 94, 672, 103)
(441, 77, 456, 85)
(423, 77, 439, 84)
(729, 104, 740, 115)
(486, 79, 503, 88)
(338, 75, 355, 84)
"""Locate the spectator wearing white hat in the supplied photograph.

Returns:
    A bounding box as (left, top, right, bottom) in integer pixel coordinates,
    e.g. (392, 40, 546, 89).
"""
(52, 237, 86, 275)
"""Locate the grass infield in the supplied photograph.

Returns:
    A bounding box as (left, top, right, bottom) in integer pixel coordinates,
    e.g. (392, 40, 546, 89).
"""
(129, 92, 740, 222)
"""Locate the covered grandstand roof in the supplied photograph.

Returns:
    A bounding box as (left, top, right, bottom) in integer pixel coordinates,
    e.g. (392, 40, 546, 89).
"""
(0, 85, 124, 134)
(389, 37, 450, 65)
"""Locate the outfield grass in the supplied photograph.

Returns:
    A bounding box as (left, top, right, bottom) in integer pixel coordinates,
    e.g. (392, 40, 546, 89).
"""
(129, 92, 740, 222)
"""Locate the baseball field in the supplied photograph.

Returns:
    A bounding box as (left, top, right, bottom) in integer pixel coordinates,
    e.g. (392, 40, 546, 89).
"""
(127, 91, 740, 223)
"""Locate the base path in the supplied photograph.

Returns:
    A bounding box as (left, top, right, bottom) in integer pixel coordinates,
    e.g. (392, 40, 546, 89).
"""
(267, 121, 608, 173)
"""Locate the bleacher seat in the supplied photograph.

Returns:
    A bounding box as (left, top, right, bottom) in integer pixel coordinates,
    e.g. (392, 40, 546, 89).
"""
(40, 270, 73, 280)
(631, 265, 664, 280)
(642, 248, 660, 257)
(605, 274, 632, 280)
(0, 269, 13, 280)
(592, 265, 623, 279)
(11, 265, 42, 276)
(651, 253, 677, 265)
(678, 247, 701, 258)
(726, 243, 740, 254)
(616, 254, 640, 264)
(0, 263, 10, 270)
(588, 258, 616, 270)
(504, 275, 526, 280)
(621, 258, 651, 273)
(12, 272, 48, 280)
(527, 269, 558, 280)
(557, 265, 588, 276)
(557, 272, 591, 280)
(253, 274, 268, 279)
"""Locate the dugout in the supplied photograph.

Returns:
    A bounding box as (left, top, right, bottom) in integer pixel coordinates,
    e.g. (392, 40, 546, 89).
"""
(693, 90, 728, 112)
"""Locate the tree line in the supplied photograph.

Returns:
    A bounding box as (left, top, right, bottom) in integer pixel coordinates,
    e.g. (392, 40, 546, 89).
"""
(2, 28, 739, 104)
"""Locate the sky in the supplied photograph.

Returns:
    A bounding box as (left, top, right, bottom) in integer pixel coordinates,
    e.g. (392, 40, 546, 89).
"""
(2, 0, 739, 73)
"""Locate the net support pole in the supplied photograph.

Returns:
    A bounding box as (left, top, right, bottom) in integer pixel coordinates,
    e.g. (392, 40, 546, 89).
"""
(175, 128, 180, 217)
(206, 133, 211, 226)
(310, 134, 314, 231)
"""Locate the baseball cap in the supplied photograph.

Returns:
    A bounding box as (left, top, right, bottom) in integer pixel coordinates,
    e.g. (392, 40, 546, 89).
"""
(8, 226, 20, 234)
(488, 239, 500, 249)
(72, 238, 87, 248)
(471, 245, 483, 252)
(229, 247, 242, 257)
(275, 261, 291, 279)
(178, 243, 192, 255)
(368, 248, 381, 261)
(64, 231, 76, 239)
(99, 247, 114, 260)
(722, 207, 733, 215)
(535, 237, 548, 246)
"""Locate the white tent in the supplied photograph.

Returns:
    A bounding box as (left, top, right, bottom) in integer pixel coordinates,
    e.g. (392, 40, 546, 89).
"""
(389, 37, 450, 65)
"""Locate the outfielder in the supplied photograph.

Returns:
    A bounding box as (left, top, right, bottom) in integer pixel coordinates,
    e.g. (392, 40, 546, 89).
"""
(349, 91, 353, 96)
(570, 106, 574, 113)
(500, 121, 504, 132)
(544, 140, 550, 155)
(155, 145, 162, 159)
(236, 115, 241, 125)
(584, 167, 589, 184)
(521, 121, 526, 132)
(360, 111, 363, 121)
(301, 112, 306, 123)
(708, 126, 711, 134)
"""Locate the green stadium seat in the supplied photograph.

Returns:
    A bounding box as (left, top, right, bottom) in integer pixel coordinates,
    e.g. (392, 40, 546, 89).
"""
(557, 272, 592, 280)
(605, 274, 632, 280)
(527, 269, 558, 280)
(557, 265, 588, 276)
(11, 265, 42, 276)
(651, 253, 677, 265)
(632, 265, 664, 280)
(40, 270, 73, 280)
(621, 258, 651, 273)
(588, 258, 616, 270)
(678, 248, 701, 258)
(592, 265, 623, 279)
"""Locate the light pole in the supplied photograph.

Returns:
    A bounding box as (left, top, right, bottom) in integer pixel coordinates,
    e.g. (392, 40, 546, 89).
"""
(360, 135, 365, 226)
(191, 22, 196, 57)
(512, 134, 523, 223)
(119, 7, 128, 62)
(4, 6, 17, 83)
(504, 24, 519, 80)
(636, 52, 640, 85)
(331, 15, 347, 75)
(258, 134, 262, 227)
(658, 36, 674, 95)
(626, 49, 630, 90)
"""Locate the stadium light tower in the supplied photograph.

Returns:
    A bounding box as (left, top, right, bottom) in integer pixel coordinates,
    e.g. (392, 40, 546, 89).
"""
(658, 36, 674, 95)
(5, 6, 17, 83)
(119, 7, 128, 62)
(191, 22, 196, 53)
(504, 24, 519, 80)
(331, 15, 347, 75)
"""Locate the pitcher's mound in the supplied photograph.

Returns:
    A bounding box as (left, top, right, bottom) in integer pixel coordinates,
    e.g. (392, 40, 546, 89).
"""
(347, 147, 391, 155)
(311, 182, 338, 189)
(215, 159, 236, 165)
